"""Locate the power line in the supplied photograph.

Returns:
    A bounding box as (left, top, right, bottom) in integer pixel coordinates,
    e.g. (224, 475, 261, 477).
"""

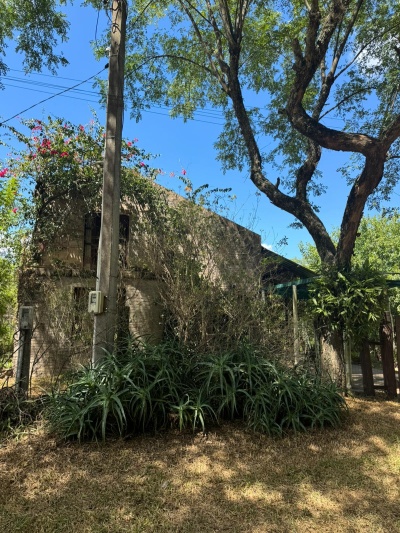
(2, 82, 101, 104)
(4, 77, 99, 98)
(8, 68, 87, 83)
(4, 69, 226, 118)
(1, 78, 225, 125)
(0, 66, 109, 125)
(143, 108, 223, 125)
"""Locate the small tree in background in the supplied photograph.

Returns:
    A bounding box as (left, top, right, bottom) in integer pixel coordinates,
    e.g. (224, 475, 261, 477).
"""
(0, 170, 21, 368)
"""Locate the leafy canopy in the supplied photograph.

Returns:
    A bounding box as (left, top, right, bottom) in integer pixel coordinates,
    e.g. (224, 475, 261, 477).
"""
(309, 263, 388, 347)
(94, 0, 400, 268)
(300, 212, 400, 314)
(0, 0, 69, 83)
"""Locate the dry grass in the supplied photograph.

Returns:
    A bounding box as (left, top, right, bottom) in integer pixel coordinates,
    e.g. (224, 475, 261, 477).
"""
(0, 397, 399, 533)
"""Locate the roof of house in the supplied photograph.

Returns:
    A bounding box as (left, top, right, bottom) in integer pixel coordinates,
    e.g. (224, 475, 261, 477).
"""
(261, 246, 315, 285)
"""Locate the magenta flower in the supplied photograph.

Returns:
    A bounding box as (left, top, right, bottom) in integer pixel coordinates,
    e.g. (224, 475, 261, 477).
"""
(140, 162, 145, 167)
(79, 125, 85, 131)
(134, 138, 139, 142)
(181, 169, 187, 176)
(12, 208, 18, 213)
(0, 168, 8, 178)
(60, 152, 69, 157)
(127, 141, 132, 147)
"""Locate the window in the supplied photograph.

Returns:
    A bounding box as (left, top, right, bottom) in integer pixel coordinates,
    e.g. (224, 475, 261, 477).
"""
(84, 213, 129, 270)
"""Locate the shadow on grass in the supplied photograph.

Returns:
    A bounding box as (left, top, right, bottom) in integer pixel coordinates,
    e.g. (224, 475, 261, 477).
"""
(0, 397, 399, 533)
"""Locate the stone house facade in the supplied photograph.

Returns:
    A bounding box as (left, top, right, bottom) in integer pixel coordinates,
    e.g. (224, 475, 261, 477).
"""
(16, 183, 311, 378)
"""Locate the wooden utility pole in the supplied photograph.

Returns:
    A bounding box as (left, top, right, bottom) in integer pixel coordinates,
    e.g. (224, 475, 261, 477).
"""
(292, 284, 299, 365)
(16, 306, 34, 394)
(92, 0, 127, 363)
(380, 312, 397, 399)
(395, 316, 400, 389)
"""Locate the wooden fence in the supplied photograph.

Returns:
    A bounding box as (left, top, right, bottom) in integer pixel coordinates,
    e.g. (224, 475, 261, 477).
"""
(359, 314, 399, 399)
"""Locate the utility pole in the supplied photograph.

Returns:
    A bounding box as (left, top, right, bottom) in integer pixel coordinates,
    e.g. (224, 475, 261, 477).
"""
(92, 0, 127, 363)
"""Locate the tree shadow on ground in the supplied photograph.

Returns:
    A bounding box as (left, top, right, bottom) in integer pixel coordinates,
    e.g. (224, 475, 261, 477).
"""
(0, 397, 399, 533)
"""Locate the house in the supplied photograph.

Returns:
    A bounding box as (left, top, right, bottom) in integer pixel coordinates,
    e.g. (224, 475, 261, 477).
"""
(16, 179, 311, 378)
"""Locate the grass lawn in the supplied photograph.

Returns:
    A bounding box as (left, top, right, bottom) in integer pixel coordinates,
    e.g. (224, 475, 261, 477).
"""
(0, 397, 399, 533)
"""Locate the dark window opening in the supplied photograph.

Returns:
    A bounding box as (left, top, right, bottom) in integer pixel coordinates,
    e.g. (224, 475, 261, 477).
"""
(119, 215, 129, 269)
(83, 213, 129, 270)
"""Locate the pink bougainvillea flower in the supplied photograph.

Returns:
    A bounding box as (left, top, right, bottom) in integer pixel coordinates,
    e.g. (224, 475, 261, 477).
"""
(51, 150, 58, 156)
(133, 138, 139, 143)
(181, 169, 187, 176)
(140, 162, 145, 167)
(79, 125, 85, 131)
(12, 208, 18, 213)
(60, 152, 69, 157)
(0, 168, 9, 178)
(32, 125, 42, 131)
(127, 141, 132, 147)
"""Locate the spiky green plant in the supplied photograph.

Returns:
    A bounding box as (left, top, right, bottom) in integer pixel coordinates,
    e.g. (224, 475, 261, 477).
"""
(45, 340, 347, 441)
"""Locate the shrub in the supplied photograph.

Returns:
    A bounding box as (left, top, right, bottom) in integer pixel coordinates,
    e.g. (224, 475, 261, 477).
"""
(0, 385, 44, 437)
(45, 341, 347, 442)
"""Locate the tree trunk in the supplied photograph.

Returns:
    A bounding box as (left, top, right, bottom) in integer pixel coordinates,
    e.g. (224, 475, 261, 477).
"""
(318, 329, 345, 388)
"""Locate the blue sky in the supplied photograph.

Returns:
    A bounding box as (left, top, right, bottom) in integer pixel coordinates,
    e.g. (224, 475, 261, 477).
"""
(1, 3, 398, 260)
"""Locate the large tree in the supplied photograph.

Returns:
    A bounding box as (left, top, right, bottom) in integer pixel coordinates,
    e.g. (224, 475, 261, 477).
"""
(101, 0, 400, 271)
(0, 0, 69, 83)
(90, 0, 400, 383)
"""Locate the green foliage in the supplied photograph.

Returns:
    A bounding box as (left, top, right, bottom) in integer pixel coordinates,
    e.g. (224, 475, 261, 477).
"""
(110, 0, 400, 200)
(3, 116, 160, 262)
(0, 258, 16, 363)
(299, 214, 400, 314)
(0, 386, 44, 437)
(309, 264, 388, 347)
(45, 340, 347, 442)
(0, 0, 69, 79)
(98, 0, 400, 271)
(0, 171, 20, 364)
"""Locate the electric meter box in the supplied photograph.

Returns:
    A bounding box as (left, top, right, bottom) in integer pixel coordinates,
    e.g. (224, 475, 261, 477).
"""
(19, 306, 34, 330)
(88, 291, 104, 314)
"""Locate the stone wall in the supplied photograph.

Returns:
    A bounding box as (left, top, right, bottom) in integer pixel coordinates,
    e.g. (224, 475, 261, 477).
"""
(16, 184, 265, 377)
